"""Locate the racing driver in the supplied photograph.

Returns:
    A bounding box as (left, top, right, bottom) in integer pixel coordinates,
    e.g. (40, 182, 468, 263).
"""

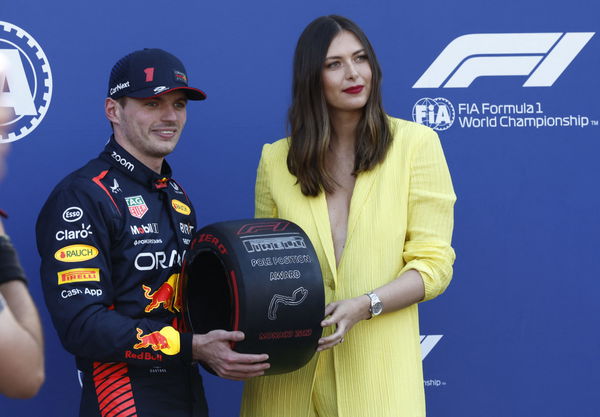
(36, 48, 269, 417)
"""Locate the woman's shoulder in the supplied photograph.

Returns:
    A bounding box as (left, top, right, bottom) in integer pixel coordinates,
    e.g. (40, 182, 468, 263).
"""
(386, 115, 442, 153)
(387, 115, 437, 139)
(260, 137, 291, 160)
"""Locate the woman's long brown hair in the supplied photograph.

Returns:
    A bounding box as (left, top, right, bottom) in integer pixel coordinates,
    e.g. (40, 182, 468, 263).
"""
(287, 15, 393, 197)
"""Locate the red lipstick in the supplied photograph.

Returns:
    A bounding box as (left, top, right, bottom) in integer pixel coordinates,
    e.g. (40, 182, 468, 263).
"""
(343, 85, 364, 94)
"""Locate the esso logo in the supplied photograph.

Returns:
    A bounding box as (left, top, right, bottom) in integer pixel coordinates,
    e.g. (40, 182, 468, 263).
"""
(62, 206, 83, 223)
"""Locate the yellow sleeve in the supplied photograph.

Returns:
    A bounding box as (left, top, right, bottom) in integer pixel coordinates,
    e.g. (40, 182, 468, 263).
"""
(399, 128, 457, 301)
(254, 143, 278, 219)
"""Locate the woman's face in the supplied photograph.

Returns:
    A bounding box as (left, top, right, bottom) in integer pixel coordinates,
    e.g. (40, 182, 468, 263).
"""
(321, 30, 372, 114)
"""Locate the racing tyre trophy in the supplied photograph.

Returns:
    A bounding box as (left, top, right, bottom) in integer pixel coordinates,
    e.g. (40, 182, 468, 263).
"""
(183, 218, 324, 375)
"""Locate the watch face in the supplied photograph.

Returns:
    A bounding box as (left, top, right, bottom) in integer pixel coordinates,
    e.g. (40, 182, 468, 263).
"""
(372, 301, 383, 315)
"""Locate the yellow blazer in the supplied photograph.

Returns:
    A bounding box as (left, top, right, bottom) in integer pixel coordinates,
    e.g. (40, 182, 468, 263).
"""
(241, 117, 456, 417)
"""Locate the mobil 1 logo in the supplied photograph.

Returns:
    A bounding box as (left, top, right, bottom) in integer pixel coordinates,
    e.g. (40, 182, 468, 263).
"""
(0, 21, 53, 143)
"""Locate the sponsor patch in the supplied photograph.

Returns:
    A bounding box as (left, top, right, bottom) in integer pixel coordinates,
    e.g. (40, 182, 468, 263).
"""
(112, 151, 134, 171)
(61, 288, 103, 298)
(62, 206, 83, 223)
(170, 181, 184, 194)
(55, 223, 93, 241)
(125, 195, 148, 219)
(110, 178, 122, 194)
(179, 222, 194, 235)
(171, 199, 191, 215)
(130, 223, 159, 235)
(110, 81, 130, 96)
(133, 326, 180, 355)
(57, 268, 100, 285)
(174, 70, 188, 84)
(54, 244, 99, 262)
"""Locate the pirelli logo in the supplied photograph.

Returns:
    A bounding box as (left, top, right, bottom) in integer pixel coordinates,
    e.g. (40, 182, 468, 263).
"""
(57, 268, 100, 285)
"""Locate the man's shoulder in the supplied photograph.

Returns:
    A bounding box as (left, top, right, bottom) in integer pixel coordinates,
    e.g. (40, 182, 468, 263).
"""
(50, 157, 111, 196)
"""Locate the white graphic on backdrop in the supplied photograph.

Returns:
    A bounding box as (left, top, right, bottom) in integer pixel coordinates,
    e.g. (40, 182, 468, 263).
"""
(413, 32, 594, 88)
(420, 335, 446, 387)
(0, 21, 53, 143)
(413, 97, 596, 130)
(413, 98, 455, 130)
(420, 334, 442, 359)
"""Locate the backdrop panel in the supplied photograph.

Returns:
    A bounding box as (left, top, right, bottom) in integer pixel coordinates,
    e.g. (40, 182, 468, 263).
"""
(1, 1, 598, 416)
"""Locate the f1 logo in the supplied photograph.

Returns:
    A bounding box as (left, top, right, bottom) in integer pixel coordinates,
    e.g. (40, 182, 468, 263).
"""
(420, 335, 442, 360)
(413, 32, 594, 88)
(237, 221, 290, 235)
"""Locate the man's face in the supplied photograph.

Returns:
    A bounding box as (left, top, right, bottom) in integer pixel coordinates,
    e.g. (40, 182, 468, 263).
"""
(113, 90, 188, 163)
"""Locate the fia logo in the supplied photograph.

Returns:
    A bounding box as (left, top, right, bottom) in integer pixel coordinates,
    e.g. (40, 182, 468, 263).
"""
(412, 97, 455, 131)
(0, 21, 53, 143)
(413, 32, 594, 88)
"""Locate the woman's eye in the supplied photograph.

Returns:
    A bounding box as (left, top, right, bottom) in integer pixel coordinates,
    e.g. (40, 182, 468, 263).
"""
(326, 61, 340, 69)
(355, 54, 368, 62)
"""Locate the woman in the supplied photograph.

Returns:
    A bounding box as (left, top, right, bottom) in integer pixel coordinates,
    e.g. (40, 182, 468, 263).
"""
(241, 15, 456, 417)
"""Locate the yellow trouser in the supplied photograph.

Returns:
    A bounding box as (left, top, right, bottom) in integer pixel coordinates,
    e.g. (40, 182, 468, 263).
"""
(241, 346, 338, 417)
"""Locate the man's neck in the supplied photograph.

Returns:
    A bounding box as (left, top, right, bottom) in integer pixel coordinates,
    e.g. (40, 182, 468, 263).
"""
(113, 135, 163, 174)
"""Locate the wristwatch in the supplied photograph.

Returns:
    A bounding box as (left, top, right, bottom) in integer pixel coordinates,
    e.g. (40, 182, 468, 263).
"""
(365, 292, 383, 319)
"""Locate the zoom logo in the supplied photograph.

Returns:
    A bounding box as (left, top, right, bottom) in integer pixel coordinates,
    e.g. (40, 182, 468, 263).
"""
(0, 21, 53, 143)
(413, 32, 594, 88)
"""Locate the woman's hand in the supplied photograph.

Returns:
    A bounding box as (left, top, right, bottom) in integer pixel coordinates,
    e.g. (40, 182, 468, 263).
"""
(317, 295, 371, 351)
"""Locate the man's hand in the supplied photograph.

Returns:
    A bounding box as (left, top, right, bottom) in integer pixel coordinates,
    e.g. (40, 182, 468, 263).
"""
(192, 330, 269, 380)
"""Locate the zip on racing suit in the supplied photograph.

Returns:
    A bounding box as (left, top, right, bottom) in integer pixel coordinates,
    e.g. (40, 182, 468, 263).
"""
(36, 136, 208, 417)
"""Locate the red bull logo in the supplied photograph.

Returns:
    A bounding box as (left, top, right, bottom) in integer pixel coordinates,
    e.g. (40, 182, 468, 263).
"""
(132, 326, 180, 355)
(133, 328, 169, 351)
(142, 274, 181, 313)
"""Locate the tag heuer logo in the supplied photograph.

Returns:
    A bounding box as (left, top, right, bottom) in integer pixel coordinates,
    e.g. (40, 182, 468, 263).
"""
(125, 195, 149, 219)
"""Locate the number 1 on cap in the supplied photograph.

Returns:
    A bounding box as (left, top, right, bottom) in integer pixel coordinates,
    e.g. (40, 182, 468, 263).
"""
(144, 67, 155, 82)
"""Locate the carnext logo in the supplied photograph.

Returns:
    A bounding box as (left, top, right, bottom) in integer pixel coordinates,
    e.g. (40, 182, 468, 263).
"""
(413, 32, 594, 88)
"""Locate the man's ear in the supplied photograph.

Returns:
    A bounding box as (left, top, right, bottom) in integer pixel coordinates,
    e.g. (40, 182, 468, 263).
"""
(105, 97, 121, 125)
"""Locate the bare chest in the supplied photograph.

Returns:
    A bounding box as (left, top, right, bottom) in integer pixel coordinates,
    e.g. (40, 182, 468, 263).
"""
(326, 173, 356, 266)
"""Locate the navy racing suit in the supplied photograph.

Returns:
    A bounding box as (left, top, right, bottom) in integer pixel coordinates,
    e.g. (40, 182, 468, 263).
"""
(36, 137, 208, 417)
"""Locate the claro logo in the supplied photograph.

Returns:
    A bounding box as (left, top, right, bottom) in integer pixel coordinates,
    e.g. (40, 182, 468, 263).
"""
(413, 32, 594, 88)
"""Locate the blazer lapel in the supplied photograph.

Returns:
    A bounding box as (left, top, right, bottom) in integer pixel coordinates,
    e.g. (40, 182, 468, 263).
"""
(345, 164, 380, 252)
(308, 192, 338, 283)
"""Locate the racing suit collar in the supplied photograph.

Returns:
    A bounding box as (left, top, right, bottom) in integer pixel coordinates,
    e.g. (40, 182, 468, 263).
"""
(100, 136, 173, 188)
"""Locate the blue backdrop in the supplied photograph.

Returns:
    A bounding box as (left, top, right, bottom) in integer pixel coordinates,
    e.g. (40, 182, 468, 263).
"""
(1, 1, 598, 416)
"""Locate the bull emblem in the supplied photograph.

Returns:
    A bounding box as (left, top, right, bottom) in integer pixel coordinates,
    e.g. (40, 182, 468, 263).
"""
(133, 328, 170, 351)
(142, 274, 181, 313)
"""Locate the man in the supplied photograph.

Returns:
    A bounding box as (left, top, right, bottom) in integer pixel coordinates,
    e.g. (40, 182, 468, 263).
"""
(0, 145, 45, 399)
(36, 48, 269, 417)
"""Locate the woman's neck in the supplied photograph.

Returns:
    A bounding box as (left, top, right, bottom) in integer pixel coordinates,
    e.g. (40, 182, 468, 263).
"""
(329, 109, 361, 149)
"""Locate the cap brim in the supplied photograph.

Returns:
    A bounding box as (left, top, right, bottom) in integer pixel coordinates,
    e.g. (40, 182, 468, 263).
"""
(128, 86, 207, 101)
